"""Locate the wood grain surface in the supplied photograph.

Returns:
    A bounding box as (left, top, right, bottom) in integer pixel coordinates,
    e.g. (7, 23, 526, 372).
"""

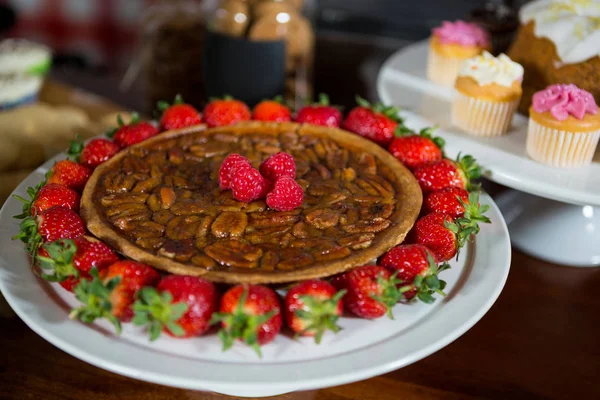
(2, 243, 599, 400)
(2, 76, 599, 400)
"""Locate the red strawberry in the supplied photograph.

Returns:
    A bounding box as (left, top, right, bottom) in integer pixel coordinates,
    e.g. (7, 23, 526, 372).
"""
(158, 94, 202, 130)
(253, 98, 291, 122)
(70, 260, 160, 332)
(413, 154, 481, 193)
(409, 212, 469, 262)
(295, 94, 343, 127)
(211, 284, 282, 356)
(331, 265, 403, 319)
(203, 97, 251, 127)
(13, 180, 46, 219)
(14, 183, 79, 218)
(13, 206, 86, 257)
(37, 236, 119, 292)
(218, 154, 251, 190)
(37, 207, 86, 242)
(103, 261, 161, 321)
(378, 244, 450, 303)
(424, 187, 469, 218)
(48, 160, 91, 191)
(388, 126, 444, 169)
(259, 152, 296, 182)
(230, 163, 269, 202)
(342, 96, 402, 147)
(132, 275, 219, 340)
(79, 138, 121, 169)
(266, 176, 304, 211)
(424, 188, 492, 231)
(112, 114, 159, 148)
(65, 135, 120, 170)
(284, 279, 345, 343)
(32, 184, 80, 215)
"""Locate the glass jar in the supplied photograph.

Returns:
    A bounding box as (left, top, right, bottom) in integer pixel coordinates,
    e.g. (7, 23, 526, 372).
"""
(248, 0, 314, 106)
(204, 0, 315, 107)
(207, 0, 250, 37)
(141, 0, 207, 112)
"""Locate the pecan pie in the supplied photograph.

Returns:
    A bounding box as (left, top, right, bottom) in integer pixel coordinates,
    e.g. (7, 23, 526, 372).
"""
(80, 122, 422, 284)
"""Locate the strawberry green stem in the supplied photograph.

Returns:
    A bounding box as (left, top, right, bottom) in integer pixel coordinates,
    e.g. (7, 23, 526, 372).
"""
(37, 239, 80, 282)
(69, 267, 123, 334)
(414, 253, 450, 304)
(317, 93, 330, 106)
(456, 153, 482, 192)
(210, 288, 277, 357)
(295, 289, 346, 344)
(355, 95, 403, 124)
(156, 94, 186, 117)
(132, 287, 189, 341)
(370, 272, 404, 319)
(66, 135, 84, 162)
(12, 178, 47, 219)
(12, 217, 42, 259)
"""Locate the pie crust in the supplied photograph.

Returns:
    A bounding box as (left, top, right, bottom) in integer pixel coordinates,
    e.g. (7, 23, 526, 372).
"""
(81, 122, 422, 284)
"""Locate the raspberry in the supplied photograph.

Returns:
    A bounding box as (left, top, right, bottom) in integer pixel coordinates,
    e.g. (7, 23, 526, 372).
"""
(219, 154, 250, 190)
(259, 152, 296, 183)
(266, 177, 304, 211)
(231, 164, 269, 202)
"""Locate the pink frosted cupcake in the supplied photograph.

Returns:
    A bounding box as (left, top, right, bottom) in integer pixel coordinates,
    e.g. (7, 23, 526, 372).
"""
(427, 20, 491, 87)
(526, 84, 600, 168)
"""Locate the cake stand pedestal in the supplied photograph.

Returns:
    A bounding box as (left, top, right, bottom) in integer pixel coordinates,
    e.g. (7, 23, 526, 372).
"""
(495, 191, 600, 266)
(377, 40, 600, 267)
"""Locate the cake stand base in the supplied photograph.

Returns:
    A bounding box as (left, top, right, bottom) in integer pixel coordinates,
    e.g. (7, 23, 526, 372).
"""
(208, 388, 290, 398)
(496, 190, 600, 267)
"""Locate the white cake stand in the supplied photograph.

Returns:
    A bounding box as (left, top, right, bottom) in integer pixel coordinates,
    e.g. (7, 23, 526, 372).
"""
(377, 40, 600, 267)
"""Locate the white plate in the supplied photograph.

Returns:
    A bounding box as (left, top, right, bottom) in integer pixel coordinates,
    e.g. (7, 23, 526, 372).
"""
(0, 161, 511, 398)
(377, 40, 600, 207)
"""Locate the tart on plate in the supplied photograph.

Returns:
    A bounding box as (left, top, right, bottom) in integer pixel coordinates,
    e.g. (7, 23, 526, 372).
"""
(81, 121, 422, 284)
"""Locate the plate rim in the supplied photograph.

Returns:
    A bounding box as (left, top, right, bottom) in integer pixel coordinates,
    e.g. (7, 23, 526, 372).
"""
(0, 156, 511, 394)
(377, 39, 600, 207)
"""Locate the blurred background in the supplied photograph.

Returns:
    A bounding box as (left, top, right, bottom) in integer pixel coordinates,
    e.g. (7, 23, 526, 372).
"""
(0, 0, 530, 111)
(0, 0, 530, 203)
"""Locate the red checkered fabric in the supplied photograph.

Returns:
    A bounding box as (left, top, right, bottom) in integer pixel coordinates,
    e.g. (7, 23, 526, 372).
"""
(2, 0, 156, 65)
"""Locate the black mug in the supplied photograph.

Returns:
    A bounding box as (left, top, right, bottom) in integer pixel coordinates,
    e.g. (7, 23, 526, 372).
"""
(203, 30, 286, 106)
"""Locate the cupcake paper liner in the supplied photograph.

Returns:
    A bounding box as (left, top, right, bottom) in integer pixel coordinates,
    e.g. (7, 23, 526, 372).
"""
(526, 118, 600, 168)
(426, 47, 469, 87)
(451, 91, 519, 137)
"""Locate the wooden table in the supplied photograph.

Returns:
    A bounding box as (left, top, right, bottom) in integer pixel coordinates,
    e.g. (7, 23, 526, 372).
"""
(2, 250, 599, 400)
(2, 45, 600, 399)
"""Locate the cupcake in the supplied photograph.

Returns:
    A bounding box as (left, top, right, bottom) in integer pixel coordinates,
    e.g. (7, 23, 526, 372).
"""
(0, 74, 43, 110)
(526, 84, 600, 168)
(427, 20, 490, 86)
(0, 39, 51, 77)
(451, 51, 523, 137)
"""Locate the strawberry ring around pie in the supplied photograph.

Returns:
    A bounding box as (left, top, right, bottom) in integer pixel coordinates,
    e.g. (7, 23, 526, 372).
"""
(80, 122, 423, 284)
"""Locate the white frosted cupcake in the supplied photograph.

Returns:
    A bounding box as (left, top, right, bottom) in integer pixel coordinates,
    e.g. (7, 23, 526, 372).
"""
(526, 84, 600, 168)
(0, 75, 43, 110)
(0, 39, 52, 76)
(451, 52, 523, 137)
